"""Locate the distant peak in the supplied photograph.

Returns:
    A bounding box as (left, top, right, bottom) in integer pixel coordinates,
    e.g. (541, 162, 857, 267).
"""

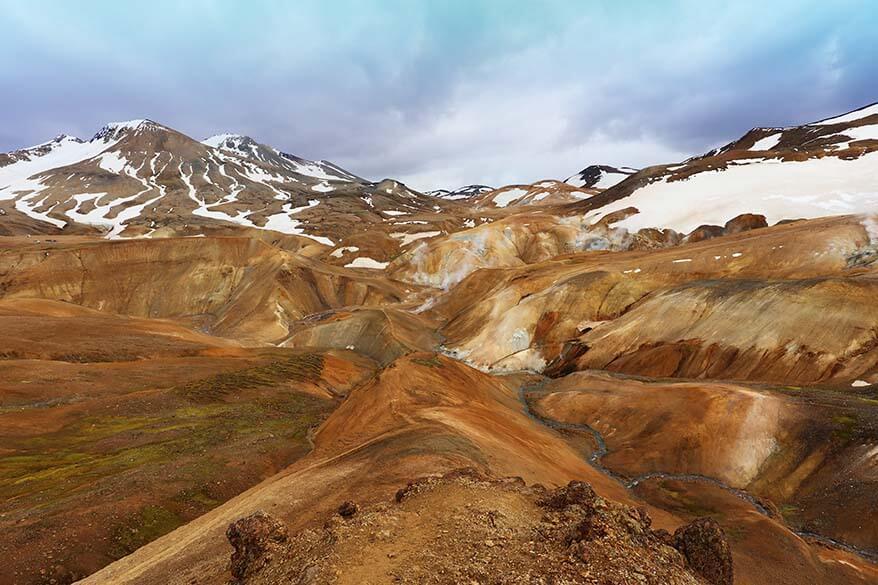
(106, 119, 154, 130)
(23, 134, 83, 151)
(202, 133, 253, 148)
(91, 119, 162, 142)
(565, 164, 638, 189)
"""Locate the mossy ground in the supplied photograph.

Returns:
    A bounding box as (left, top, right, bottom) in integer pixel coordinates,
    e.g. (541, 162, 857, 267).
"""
(0, 348, 340, 578)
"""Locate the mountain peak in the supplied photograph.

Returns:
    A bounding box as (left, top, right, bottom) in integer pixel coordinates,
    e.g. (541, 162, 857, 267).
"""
(565, 165, 638, 189)
(202, 133, 252, 147)
(91, 119, 163, 142)
(427, 184, 495, 200)
(202, 133, 264, 159)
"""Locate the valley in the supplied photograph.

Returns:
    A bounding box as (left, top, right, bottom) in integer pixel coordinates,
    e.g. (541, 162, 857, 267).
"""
(0, 102, 877, 585)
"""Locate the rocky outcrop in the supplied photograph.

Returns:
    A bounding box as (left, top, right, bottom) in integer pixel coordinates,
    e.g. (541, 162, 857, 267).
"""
(686, 224, 726, 243)
(230, 473, 705, 585)
(673, 518, 734, 585)
(724, 213, 767, 234)
(226, 511, 289, 584)
(686, 214, 768, 243)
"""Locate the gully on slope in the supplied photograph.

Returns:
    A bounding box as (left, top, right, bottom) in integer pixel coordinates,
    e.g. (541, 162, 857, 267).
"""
(517, 376, 878, 564)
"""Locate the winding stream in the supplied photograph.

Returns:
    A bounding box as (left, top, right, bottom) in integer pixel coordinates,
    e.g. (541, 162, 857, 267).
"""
(517, 378, 878, 564)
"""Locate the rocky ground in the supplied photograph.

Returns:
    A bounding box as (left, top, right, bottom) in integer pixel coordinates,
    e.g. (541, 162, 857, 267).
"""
(225, 470, 723, 585)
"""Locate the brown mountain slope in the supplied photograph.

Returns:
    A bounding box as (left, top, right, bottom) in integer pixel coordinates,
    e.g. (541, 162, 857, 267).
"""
(77, 353, 632, 585)
(530, 371, 878, 554)
(431, 215, 877, 383)
(558, 276, 878, 384)
(0, 235, 410, 343)
(0, 296, 378, 584)
(77, 353, 878, 585)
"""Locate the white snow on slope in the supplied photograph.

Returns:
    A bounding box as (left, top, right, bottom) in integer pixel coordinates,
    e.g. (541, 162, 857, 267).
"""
(750, 133, 782, 151)
(566, 168, 634, 189)
(843, 124, 878, 142)
(95, 151, 128, 173)
(0, 135, 119, 202)
(262, 199, 333, 245)
(290, 199, 320, 214)
(65, 190, 161, 238)
(812, 104, 878, 126)
(589, 151, 878, 234)
(593, 171, 630, 189)
(104, 120, 151, 132)
(202, 134, 244, 149)
(390, 230, 441, 245)
(181, 161, 257, 228)
(311, 181, 335, 192)
(289, 160, 347, 182)
(14, 195, 66, 228)
(344, 257, 388, 269)
(492, 188, 528, 207)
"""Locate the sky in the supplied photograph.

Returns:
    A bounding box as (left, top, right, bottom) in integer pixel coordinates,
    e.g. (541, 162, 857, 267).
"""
(2, 0, 877, 191)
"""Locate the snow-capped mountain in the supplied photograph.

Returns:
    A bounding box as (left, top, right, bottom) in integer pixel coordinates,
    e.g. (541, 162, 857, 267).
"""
(427, 185, 494, 200)
(564, 165, 638, 189)
(0, 119, 458, 242)
(201, 133, 362, 183)
(574, 102, 878, 233)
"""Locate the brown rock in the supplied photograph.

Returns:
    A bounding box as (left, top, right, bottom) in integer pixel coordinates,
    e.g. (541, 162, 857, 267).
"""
(673, 517, 733, 585)
(226, 511, 289, 583)
(686, 224, 725, 243)
(539, 481, 598, 512)
(595, 206, 640, 228)
(724, 213, 767, 234)
(633, 227, 682, 249)
(338, 501, 359, 518)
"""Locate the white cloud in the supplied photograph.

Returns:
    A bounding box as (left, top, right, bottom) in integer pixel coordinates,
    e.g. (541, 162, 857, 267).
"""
(344, 81, 688, 190)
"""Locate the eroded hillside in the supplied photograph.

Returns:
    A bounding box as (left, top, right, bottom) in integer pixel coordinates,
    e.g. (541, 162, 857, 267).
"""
(1, 103, 877, 585)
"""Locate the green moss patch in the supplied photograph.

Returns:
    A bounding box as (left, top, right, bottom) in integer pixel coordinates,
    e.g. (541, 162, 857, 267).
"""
(176, 352, 325, 401)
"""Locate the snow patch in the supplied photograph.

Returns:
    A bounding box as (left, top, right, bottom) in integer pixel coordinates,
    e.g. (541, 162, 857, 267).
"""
(842, 124, 878, 142)
(593, 171, 630, 189)
(344, 257, 388, 269)
(390, 231, 441, 246)
(588, 152, 878, 233)
(492, 188, 528, 208)
(95, 151, 127, 173)
(311, 181, 335, 192)
(812, 104, 878, 126)
(750, 133, 782, 151)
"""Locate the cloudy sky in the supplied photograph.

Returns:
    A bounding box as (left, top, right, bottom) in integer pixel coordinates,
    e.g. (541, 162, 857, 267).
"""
(2, 0, 877, 190)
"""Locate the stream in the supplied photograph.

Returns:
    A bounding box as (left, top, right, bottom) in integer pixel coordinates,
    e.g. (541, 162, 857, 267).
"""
(517, 378, 878, 564)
